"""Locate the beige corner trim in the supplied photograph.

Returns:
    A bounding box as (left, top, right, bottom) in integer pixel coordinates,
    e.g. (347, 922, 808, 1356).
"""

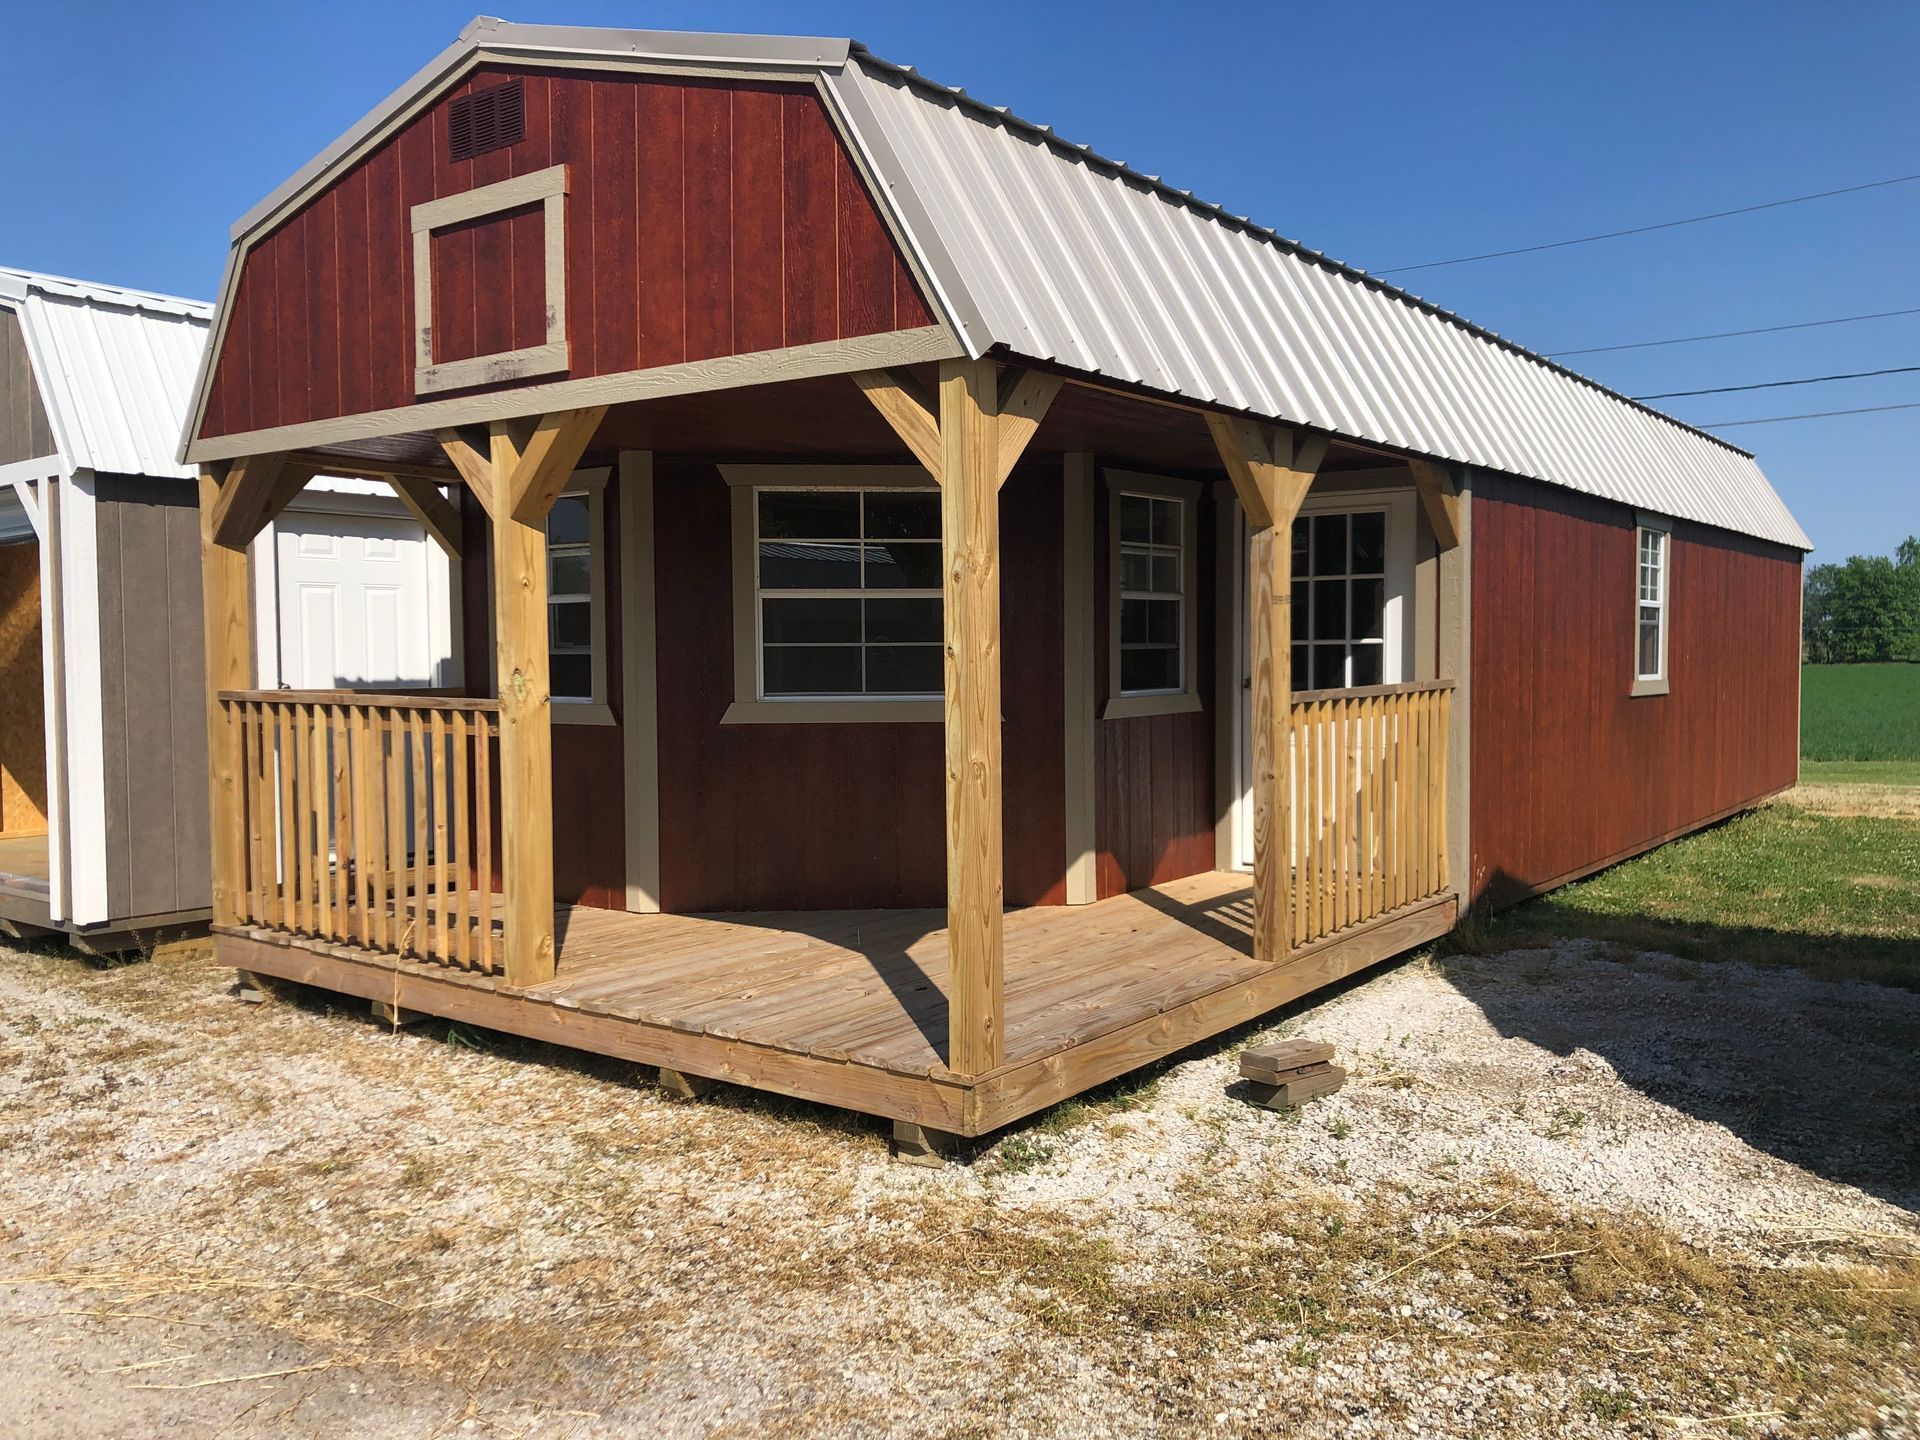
(186, 325, 962, 464)
(1441, 474, 1473, 901)
(1063, 453, 1097, 905)
(412, 165, 570, 395)
(619, 450, 661, 913)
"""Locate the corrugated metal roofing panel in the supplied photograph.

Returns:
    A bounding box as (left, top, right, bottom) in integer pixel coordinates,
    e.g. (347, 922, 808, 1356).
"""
(824, 56, 1811, 550)
(0, 268, 210, 480)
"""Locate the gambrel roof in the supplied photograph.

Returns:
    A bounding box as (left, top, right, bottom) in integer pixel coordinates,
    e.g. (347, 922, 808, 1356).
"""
(194, 17, 1810, 550)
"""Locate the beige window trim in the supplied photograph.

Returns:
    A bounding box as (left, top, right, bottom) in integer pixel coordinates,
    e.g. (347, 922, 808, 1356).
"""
(1103, 469, 1203, 721)
(411, 164, 569, 395)
(1630, 511, 1671, 698)
(551, 466, 612, 726)
(718, 465, 943, 726)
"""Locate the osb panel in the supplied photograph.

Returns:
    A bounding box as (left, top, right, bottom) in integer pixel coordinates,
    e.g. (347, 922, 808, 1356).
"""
(0, 544, 46, 838)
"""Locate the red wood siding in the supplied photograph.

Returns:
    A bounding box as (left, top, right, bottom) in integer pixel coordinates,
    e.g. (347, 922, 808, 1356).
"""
(653, 461, 1066, 913)
(1469, 474, 1801, 908)
(1093, 474, 1218, 898)
(201, 68, 934, 439)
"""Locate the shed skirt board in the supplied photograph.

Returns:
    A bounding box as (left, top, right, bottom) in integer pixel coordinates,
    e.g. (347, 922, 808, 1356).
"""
(214, 872, 1456, 1136)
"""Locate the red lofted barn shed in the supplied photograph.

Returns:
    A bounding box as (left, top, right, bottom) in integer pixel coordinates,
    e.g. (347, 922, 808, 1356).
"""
(182, 19, 1809, 1149)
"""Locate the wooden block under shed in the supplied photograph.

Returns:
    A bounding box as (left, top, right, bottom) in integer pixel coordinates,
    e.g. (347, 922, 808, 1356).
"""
(372, 997, 429, 1027)
(1240, 1039, 1335, 1081)
(891, 1120, 962, 1168)
(658, 1067, 716, 1100)
(1246, 1064, 1347, 1110)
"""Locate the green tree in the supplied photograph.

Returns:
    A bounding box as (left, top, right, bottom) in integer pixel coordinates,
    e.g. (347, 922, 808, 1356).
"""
(1802, 537, 1920, 663)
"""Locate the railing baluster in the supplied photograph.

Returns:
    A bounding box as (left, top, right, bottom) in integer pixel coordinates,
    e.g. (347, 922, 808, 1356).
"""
(452, 711, 470, 969)
(410, 709, 429, 961)
(431, 709, 451, 967)
(310, 704, 330, 940)
(476, 712, 493, 974)
(385, 706, 406, 955)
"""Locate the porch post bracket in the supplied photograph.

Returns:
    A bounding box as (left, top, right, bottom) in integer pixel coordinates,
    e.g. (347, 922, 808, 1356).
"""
(1204, 412, 1328, 967)
(381, 471, 465, 558)
(1406, 457, 1462, 550)
(992, 367, 1062, 487)
(852, 369, 943, 478)
(436, 425, 497, 519)
(209, 451, 309, 550)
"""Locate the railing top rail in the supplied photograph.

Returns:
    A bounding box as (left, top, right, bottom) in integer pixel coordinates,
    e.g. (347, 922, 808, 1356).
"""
(219, 688, 502, 714)
(1289, 677, 1456, 706)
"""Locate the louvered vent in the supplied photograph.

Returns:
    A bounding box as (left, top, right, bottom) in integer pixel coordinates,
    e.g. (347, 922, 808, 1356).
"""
(448, 80, 526, 164)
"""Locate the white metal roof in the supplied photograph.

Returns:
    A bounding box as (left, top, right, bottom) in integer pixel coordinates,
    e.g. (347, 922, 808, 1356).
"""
(0, 267, 210, 480)
(199, 18, 1810, 550)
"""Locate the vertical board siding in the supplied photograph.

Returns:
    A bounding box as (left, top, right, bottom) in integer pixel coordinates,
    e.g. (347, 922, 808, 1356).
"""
(1469, 474, 1801, 907)
(0, 309, 57, 464)
(1092, 474, 1218, 898)
(202, 69, 933, 438)
(651, 461, 1066, 913)
(93, 478, 212, 919)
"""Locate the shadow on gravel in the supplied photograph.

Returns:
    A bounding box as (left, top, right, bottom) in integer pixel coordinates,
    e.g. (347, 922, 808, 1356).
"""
(1443, 877, 1920, 1214)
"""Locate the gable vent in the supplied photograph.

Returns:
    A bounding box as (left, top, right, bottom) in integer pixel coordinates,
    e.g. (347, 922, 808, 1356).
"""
(448, 80, 526, 164)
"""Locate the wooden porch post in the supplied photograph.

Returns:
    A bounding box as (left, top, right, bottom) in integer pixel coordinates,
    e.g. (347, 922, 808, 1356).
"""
(940, 358, 1005, 1075)
(1205, 416, 1326, 966)
(454, 408, 604, 987)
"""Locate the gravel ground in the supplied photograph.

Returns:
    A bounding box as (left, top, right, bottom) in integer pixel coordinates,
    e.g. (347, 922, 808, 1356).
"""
(1, 933, 1914, 1438)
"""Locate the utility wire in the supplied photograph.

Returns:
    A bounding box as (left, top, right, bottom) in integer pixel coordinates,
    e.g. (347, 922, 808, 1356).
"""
(1697, 401, 1920, 429)
(1376, 172, 1920, 275)
(1633, 364, 1920, 401)
(1547, 306, 1920, 357)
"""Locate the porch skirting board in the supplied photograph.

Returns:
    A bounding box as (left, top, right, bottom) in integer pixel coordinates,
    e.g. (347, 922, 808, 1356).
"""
(214, 883, 1456, 1137)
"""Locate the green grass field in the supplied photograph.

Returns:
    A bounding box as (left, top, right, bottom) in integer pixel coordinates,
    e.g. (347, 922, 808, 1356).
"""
(1800, 663, 1920, 761)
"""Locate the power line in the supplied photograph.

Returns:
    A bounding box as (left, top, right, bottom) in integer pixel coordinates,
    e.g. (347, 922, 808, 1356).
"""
(1697, 401, 1920, 429)
(1375, 172, 1920, 276)
(1633, 364, 1920, 401)
(1547, 306, 1920, 357)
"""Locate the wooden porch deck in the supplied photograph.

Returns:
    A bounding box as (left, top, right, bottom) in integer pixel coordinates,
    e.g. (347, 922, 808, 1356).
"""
(216, 873, 1456, 1137)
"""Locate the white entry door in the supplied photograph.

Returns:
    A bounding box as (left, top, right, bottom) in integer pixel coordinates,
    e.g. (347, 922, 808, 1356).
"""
(271, 508, 455, 689)
(1232, 490, 1416, 870)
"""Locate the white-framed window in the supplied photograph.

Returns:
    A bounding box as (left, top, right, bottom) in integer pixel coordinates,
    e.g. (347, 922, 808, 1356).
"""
(1105, 471, 1201, 719)
(719, 465, 944, 725)
(547, 467, 612, 724)
(1291, 507, 1388, 691)
(1632, 514, 1670, 696)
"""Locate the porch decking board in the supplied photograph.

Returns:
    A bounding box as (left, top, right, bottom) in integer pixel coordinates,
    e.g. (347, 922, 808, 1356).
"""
(215, 872, 1455, 1136)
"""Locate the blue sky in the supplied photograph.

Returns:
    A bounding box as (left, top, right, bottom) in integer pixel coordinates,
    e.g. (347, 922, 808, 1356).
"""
(8, 0, 1916, 560)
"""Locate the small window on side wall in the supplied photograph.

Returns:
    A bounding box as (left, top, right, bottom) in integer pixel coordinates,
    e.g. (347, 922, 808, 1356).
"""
(1632, 514, 1670, 696)
(1105, 472, 1202, 720)
(544, 469, 613, 724)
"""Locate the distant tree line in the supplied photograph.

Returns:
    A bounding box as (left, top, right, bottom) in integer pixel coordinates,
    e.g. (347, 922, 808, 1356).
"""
(1802, 536, 1920, 663)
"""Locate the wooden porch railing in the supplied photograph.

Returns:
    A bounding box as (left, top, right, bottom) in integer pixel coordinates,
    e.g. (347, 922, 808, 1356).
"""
(1289, 678, 1452, 948)
(216, 691, 500, 972)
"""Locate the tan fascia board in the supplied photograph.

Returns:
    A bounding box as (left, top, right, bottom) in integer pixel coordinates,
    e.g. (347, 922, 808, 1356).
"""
(183, 325, 963, 465)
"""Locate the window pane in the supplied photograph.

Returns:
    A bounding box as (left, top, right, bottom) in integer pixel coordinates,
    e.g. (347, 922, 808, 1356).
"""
(1122, 597, 1179, 646)
(760, 540, 860, 589)
(551, 652, 592, 701)
(764, 645, 862, 695)
(763, 597, 860, 645)
(1351, 511, 1385, 572)
(1291, 580, 1309, 641)
(1149, 497, 1181, 546)
(867, 645, 942, 695)
(864, 596, 942, 644)
(550, 599, 591, 649)
(864, 541, 942, 589)
(550, 550, 591, 598)
(1311, 580, 1346, 640)
(759, 490, 858, 539)
(1350, 578, 1384, 640)
(1120, 548, 1152, 591)
(1311, 644, 1344, 690)
(1121, 646, 1179, 694)
(1118, 493, 1152, 544)
(1313, 514, 1348, 577)
(864, 490, 939, 539)
(546, 495, 590, 546)
(1150, 550, 1181, 594)
(1350, 643, 1383, 687)
(1639, 612, 1662, 678)
(1291, 645, 1309, 689)
(1291, 517, 1310, 575)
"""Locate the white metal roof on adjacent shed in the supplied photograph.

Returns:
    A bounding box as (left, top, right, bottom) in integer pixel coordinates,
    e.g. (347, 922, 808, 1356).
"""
(0, 267, 210, 480)
(199, 18, 1812, 551)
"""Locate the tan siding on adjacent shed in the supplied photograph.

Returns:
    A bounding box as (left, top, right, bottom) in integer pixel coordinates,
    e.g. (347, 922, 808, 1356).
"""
(93, 477, 212, 918)
(0, 309, 58, 465)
